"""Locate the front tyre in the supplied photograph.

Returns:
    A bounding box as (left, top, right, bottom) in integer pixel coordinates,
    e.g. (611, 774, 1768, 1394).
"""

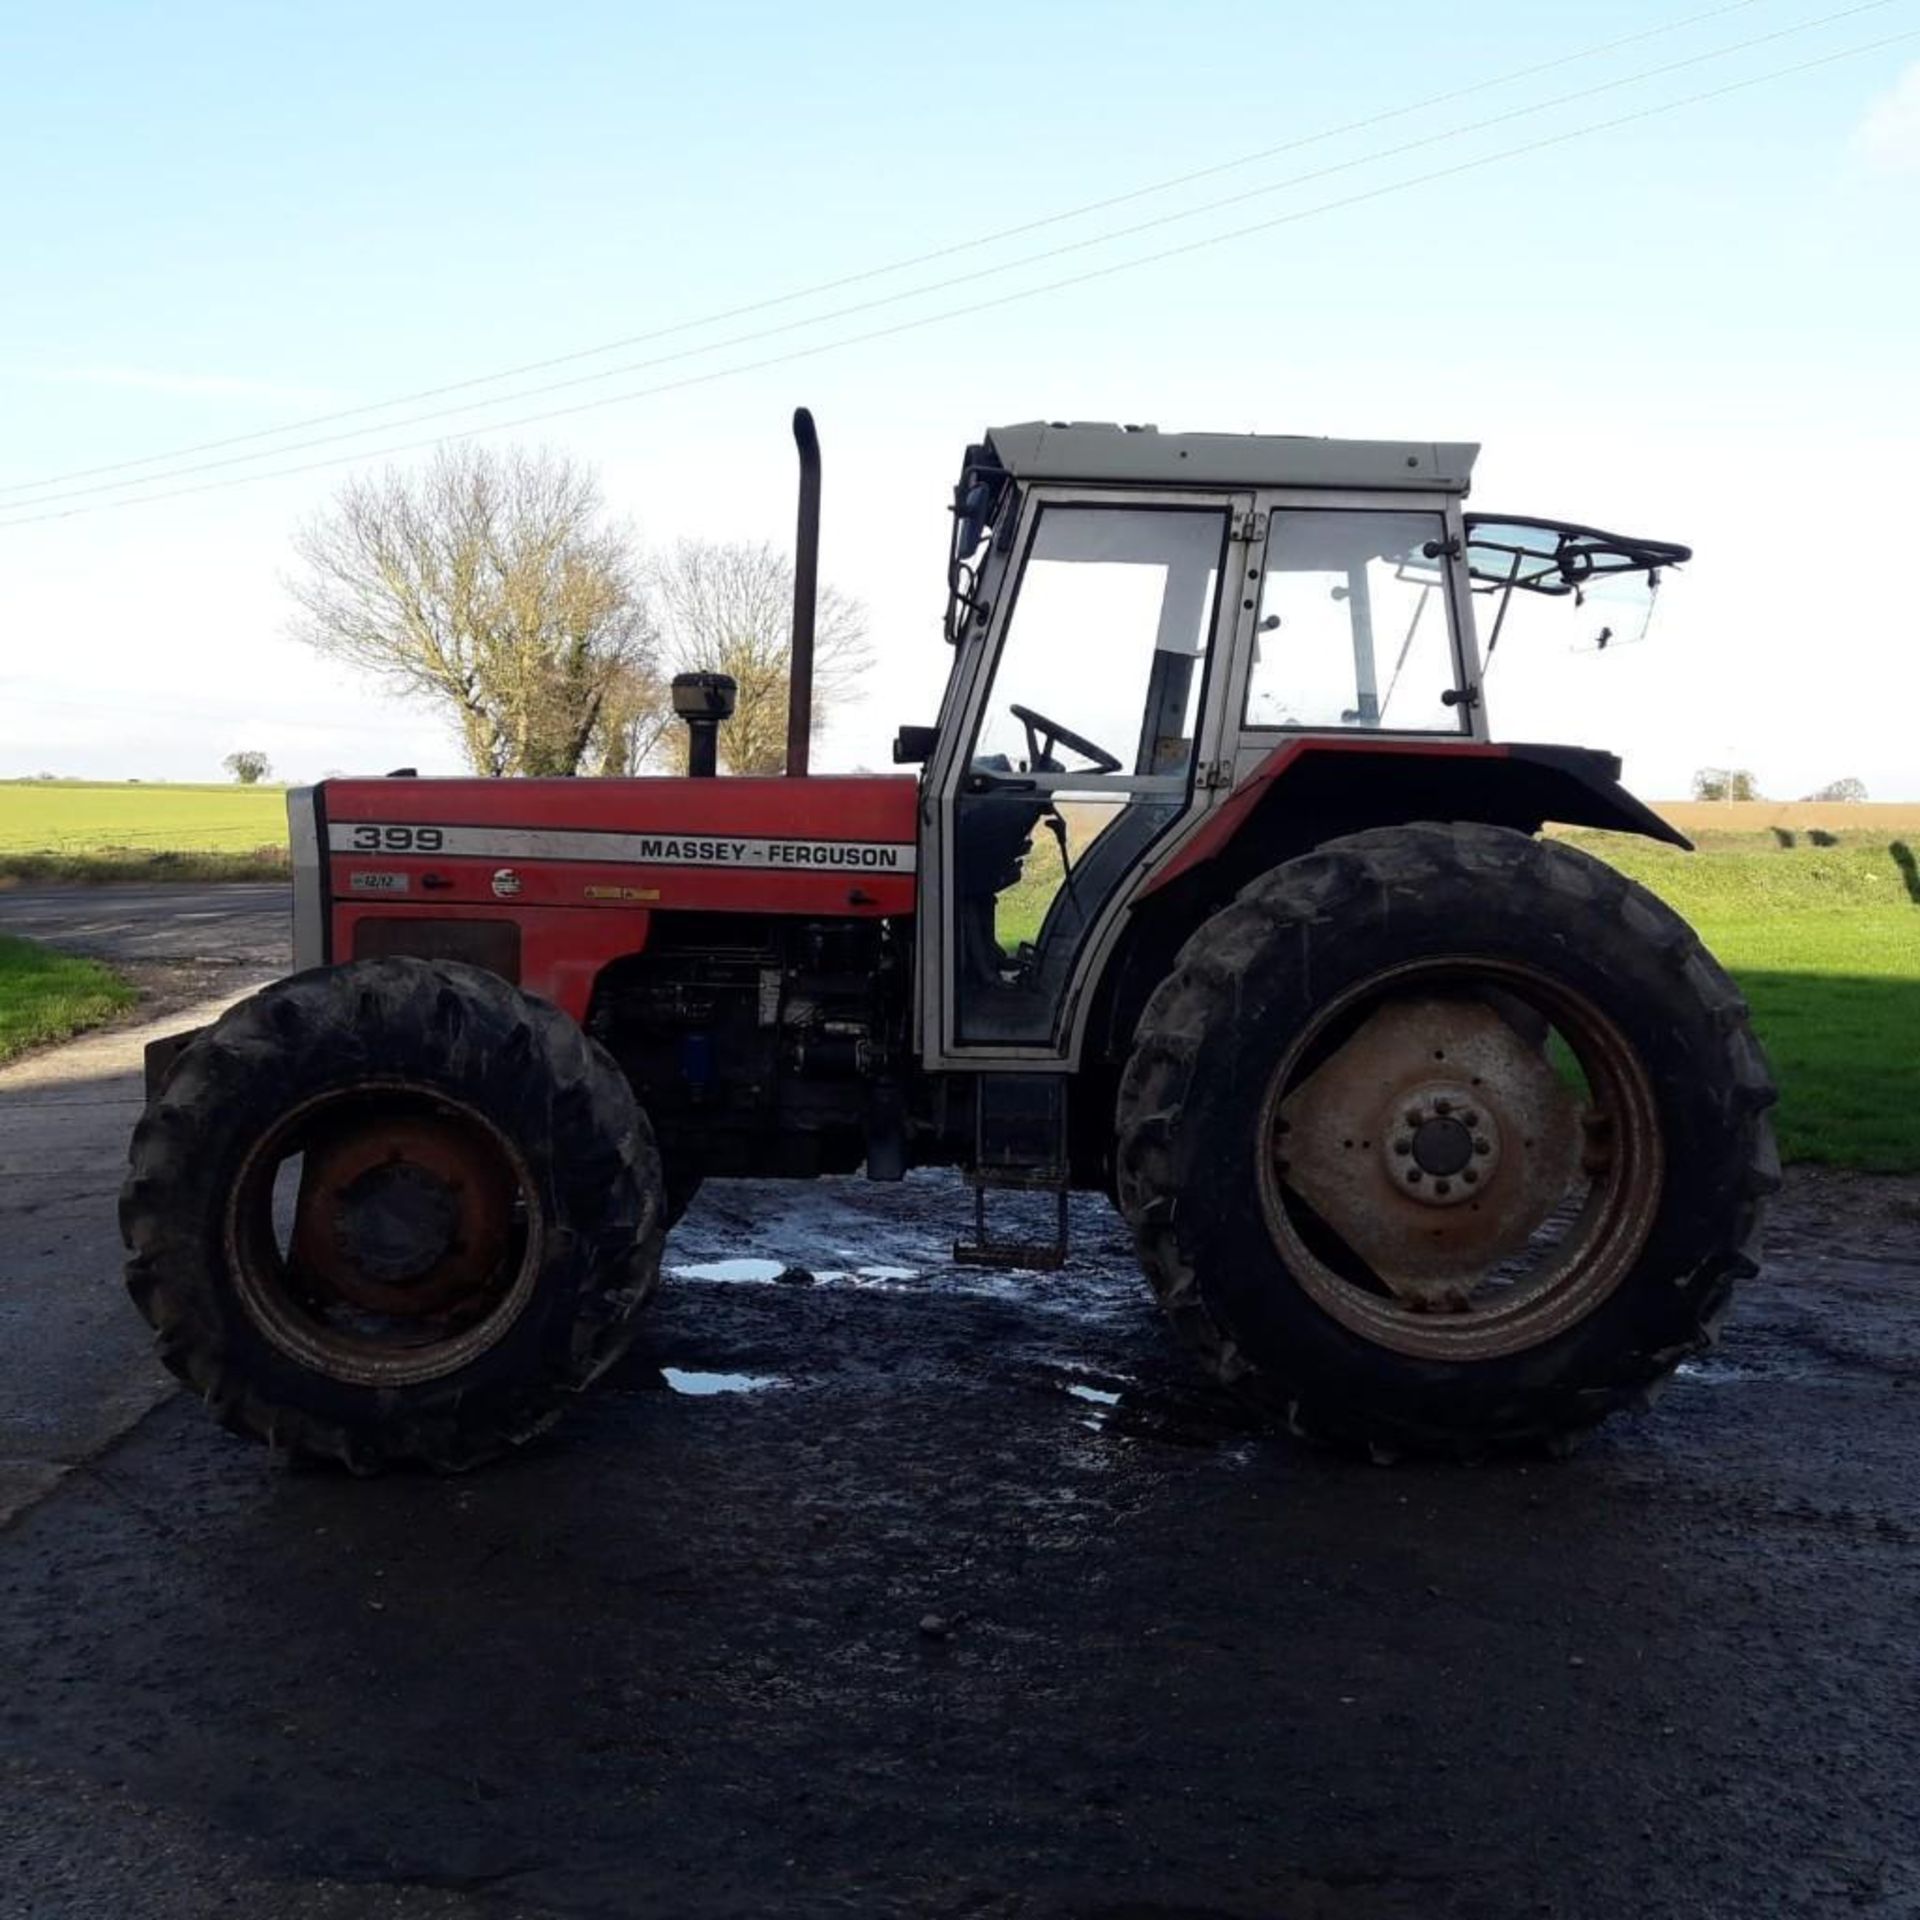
(121, 958, 663, 1471)
(1115, 823, 1778, 1457)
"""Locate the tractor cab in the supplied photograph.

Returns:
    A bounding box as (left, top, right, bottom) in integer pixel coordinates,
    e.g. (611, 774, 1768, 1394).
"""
(914, 423, 1488, 1064)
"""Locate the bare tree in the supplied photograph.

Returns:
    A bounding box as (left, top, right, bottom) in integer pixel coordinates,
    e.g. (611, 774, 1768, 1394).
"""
(646, 538, 870, 775)
(223, 750, 272, 785)
(1804, 776, 1868, 803)
(287, 446, 655, 777)
(589, 659, 678, 776)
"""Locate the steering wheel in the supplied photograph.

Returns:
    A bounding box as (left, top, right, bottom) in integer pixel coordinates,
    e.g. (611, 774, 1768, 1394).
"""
(1009, 703, 1122, 776)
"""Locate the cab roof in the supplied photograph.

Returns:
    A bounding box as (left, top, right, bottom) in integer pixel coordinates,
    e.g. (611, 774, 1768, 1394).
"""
(981, 421, 1478, 495)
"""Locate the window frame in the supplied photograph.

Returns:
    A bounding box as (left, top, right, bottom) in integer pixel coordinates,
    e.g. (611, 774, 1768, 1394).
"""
(1224, 490, 1487, 746)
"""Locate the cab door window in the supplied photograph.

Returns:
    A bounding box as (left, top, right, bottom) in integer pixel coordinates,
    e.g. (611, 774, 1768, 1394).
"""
(953, 503, 1227, 1045)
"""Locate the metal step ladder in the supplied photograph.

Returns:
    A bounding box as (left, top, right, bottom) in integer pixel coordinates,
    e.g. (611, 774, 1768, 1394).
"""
(954, 1074, 1070, 1271)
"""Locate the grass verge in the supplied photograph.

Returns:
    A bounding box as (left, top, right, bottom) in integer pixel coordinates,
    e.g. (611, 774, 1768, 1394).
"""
(0, 935, 138, 1063)
(0, 846, 290, 888)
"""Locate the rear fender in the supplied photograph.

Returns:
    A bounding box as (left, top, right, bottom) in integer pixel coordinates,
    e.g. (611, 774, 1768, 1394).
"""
(1145, 739, 1685, 902)
(1084, 740, 1685, 1072)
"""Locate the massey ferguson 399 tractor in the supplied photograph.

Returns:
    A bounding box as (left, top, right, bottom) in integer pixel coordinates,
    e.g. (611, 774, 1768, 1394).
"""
(123, 413, 1777, 1470)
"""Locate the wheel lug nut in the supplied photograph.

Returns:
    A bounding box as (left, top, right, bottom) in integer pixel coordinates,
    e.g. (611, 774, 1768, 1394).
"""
(1406, 1169, 1423, 1184)
(1434, 1097, 1452, 1115)
(1435, 1179, 1452, 1195)
(1404, 1109, 1423, 1128)
(1460, 1111, 1479, 1128)
(1473, 1138, 1491, 1155)
(1463, 1169, 1478, 1185)
(1393, 1138, 1412, 1156)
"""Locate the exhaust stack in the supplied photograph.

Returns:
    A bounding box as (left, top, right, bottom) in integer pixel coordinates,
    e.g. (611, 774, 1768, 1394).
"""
(786, 406, 821, 778)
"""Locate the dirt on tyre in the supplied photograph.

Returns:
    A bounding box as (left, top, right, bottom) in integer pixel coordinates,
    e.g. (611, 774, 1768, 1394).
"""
(1115, 822, 1779, 1458)
(121, 957, 664, 1472)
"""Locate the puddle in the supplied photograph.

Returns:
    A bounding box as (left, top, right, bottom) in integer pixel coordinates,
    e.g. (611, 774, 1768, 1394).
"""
(670, 1257, 927, 1291)
(1676, 1359, 1761, 1386)
(670, 1258, 789, 1285)
(660, 1369, 787, 1396)
(1044, 1362, 1260, 1452)
(792, 1265, 924, 1291)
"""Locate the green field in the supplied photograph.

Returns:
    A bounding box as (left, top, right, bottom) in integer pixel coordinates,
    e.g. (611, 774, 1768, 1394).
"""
(0, 779, 289, 883)
(0, 934, 137, 1063)
(1562, 833, 1919, 1172)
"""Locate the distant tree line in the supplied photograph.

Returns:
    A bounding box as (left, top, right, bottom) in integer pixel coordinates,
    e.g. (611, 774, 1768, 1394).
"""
(1691, 770, 1870, 804)
(286, 446, 870, 779)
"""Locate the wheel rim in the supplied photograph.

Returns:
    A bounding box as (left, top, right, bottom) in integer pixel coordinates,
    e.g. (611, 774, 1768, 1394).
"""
(224, 1083, 545, 1386)
(1254, 957, 1662, 1362)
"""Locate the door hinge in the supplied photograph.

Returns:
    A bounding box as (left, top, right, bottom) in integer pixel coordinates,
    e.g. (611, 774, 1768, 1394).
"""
(1230, 508, 1268, 543)
(1198, 759, 1235, 789)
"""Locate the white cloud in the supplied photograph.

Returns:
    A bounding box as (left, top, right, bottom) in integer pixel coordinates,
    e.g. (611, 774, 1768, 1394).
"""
(1852, 61, 1920, 175)
(32, 365, 335, 403)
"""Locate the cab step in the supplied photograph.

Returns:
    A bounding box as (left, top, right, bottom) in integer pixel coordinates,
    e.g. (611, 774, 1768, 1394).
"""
(954, 1074, 1070, 1271)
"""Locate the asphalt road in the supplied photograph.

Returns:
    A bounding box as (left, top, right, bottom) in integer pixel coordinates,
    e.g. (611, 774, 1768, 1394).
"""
(0, 881, 290, 979)
(4, 885, 1919, 1916)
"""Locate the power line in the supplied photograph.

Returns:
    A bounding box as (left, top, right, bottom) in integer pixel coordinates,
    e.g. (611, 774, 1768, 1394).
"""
(0, 0, 1776, 500)
(5, 0, 1894, 515)
(2, 24, 1910, 535)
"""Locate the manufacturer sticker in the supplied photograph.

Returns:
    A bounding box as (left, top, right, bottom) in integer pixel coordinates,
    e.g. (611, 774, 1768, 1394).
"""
(491, 868, 523, 898)
(328, 823, 917, 872)
(348, 871, 410, 894)
(583, 885, 661, 902)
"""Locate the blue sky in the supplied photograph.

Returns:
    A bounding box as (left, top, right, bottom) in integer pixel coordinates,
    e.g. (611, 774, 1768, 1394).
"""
(3, 0, 1916, 797)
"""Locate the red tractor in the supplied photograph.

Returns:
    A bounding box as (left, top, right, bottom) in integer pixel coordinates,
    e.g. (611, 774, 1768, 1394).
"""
(123, 413, 1776, 1470)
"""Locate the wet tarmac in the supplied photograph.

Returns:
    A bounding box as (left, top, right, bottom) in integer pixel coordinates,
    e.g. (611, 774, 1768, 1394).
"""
(5, 1167, 1919, 1919)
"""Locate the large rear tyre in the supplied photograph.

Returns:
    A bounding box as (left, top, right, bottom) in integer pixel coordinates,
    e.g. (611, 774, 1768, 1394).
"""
(121, 958, 663, 1471)
(1114, 823, 1778, 1457)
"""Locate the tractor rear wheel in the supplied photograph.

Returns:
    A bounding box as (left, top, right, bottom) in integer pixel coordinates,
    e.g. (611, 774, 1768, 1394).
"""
(121, 958, 663, 1471)
(1114, 823, 1778, 1457)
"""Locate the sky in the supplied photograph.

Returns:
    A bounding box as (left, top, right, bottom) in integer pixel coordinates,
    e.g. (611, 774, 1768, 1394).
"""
(2, 0, 1917, 801)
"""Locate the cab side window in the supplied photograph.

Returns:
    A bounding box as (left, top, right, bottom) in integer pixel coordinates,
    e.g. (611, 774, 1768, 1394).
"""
(1244, 510, 1465, 734)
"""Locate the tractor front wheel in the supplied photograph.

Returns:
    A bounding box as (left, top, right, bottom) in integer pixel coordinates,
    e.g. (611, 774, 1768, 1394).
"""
(121, 958, 663, 1471)
(1115, 823, 1778, 1457)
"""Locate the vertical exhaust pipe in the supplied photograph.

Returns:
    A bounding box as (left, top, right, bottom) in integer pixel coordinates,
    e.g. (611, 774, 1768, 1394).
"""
(786, 406, 821, 778)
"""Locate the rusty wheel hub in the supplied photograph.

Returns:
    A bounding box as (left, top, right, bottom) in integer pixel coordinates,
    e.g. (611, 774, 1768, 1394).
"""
(291, 1115, 514, 1320)
(225, 1087, 543, 1387)
(1259, 965, 1661, 1359)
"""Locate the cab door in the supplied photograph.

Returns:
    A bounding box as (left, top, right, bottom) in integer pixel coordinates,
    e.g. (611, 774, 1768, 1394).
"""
(920, 489, 1247, 1065)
